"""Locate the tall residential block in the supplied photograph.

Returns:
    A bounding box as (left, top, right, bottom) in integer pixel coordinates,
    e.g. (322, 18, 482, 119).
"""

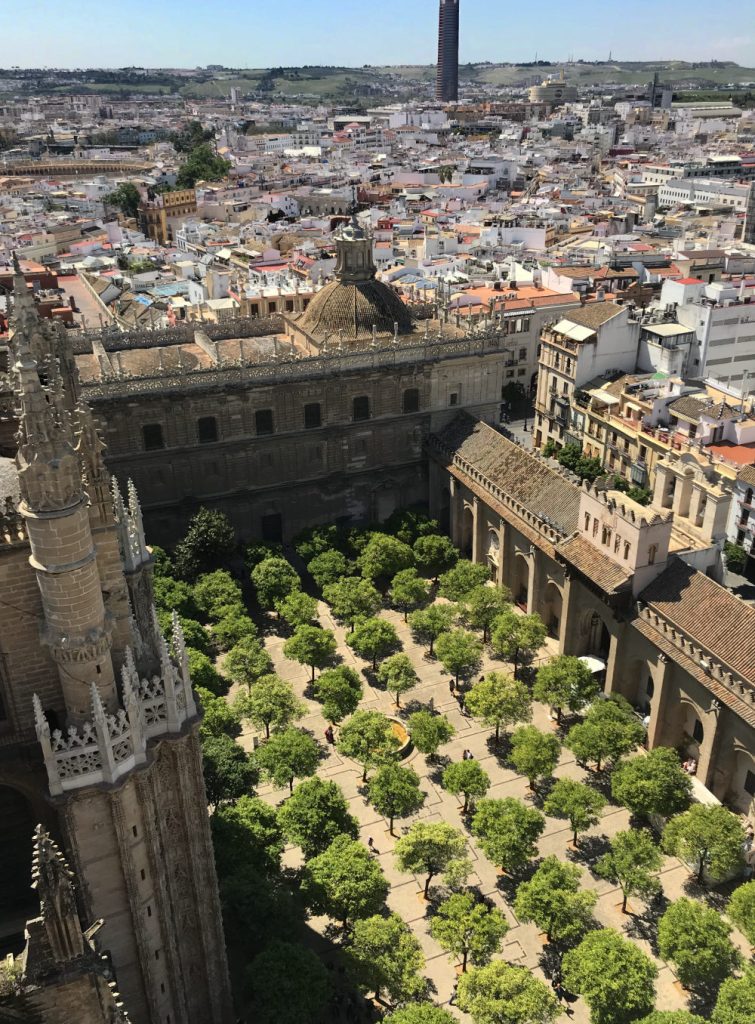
(436, 0, 459, 103)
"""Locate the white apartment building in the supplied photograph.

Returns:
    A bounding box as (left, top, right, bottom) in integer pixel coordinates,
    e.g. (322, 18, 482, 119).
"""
(658, 178, 750, 212)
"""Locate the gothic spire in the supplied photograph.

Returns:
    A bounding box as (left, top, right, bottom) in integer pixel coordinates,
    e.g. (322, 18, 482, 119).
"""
(31, 825, 87, 963)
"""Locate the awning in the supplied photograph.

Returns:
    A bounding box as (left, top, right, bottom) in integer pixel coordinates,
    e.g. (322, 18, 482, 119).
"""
(579, 656, 607, 675)
(588, 389, 620, 405)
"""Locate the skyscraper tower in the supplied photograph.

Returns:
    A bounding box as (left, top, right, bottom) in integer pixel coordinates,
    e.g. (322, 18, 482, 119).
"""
(436, 0, 459, 103)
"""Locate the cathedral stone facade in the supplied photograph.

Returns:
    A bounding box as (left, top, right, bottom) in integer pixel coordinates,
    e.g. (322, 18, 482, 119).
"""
(0, 263, 232, 1023)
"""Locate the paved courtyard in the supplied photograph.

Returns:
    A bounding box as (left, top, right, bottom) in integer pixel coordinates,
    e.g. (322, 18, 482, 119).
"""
(229, 597, 752, 1021)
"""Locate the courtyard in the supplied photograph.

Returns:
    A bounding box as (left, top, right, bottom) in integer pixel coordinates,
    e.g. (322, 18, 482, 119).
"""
(224, 584, 753, 1022)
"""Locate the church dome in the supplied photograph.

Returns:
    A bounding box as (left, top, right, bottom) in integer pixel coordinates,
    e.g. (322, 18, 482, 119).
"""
(297, 215, 415, 342)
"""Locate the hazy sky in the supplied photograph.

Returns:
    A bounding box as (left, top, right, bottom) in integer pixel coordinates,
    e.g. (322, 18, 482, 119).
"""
(6, 0, 754, 69)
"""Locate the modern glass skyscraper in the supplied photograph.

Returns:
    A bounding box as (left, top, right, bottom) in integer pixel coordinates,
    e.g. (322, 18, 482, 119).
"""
(436, 0, 459, 103)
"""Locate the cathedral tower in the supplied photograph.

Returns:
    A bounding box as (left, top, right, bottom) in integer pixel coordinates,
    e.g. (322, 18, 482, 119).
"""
(0, 264, 233, 1023)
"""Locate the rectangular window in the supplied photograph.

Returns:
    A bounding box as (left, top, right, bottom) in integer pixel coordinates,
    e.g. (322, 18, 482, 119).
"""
(143, 424, 164, 451)
(255, 409, 274, 435)
(304, 402, 321, 429)
(519, 347, 527, 360)
(745, 770, 755, 797)
(197, 416, 218, 443)
(353, 396, 370, 421)
(449, 392, 459, 407)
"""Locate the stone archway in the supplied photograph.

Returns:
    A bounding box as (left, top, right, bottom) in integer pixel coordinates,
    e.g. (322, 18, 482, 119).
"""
(486, 528, 500, 576)
(512, 551, 531, 609)
(543, 580, 563, 639)
(730, 747, 755, 815)
(461, 505, 474, 559)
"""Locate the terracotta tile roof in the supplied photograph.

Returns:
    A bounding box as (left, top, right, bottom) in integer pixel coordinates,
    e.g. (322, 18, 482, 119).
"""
(431, 414, 580, 535)
(640, 559, 755, 683)
(737, 463, 755, 486)
(557, 533, 633, 594)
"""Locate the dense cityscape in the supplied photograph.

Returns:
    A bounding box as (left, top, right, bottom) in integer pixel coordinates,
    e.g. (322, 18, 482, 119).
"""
(1, 3, 755, 1023)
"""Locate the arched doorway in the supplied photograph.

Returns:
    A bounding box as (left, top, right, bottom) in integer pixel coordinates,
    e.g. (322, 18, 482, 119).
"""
(461, 505, 474, 559)
(586, 611, 611, 659)
(543, 581, 563, 639)
(513, 552, 530, 609)
(0, 785, 37, 953)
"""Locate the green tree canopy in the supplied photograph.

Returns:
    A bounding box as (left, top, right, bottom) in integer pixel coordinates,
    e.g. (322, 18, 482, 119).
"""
(173, 507, 236, 581)
(224, 636, 273, 688)
(277, 777, 358, 858)
(394, 821, 467, 898)
(283, 624, 337, 681)
(471, 798, 545, 874)
(430, 892, 509, 972)
(383, 1006, 456, 1024)
(457, 961, 560, 1024)
(728, 879, 755, 944)
(347, 616, 400, 671)
(408, 711, 456, 759)
(211, 607, 258, 652)
(153, 574, 199, 617)
(596, 828, 662, 913)
(413, 534, 459, 581)
(390, 567, 430, 620)
(367, 762, 425, 835)
(460, 585, 512, 642)
(566, 696, 646, 772)
(562, 929, 657, 1024)
(301, 834, 389, 929)
(711, 965, 755, 1024)
(175, 142, 231, 188)
(211, 794, 284, 878)
(251, 556, 300, 612)
(543, 778, 606, 846)
(443, 759, 490, 813)
(378, 652, 419, 706)
(324, 576, 383, 629)
(309, 548, 350, 590)
(312, 666, 363, 725)
(359, 533, 415, 591)
(435, 628, 483, 685)
(509, 726, 560, 790)
(466, 671, 532, 744)
(490, 610, 546, 677)
(255, 727, 320, 794)
(197, 686, 241, 739)
(104, 181, 141, 219)
(294, 524, 342, 563)
(348, 913, 426, 1006)
(611, 747, 692, 820)
(408, 603, 457, 656)
(202, 733, 257, 809)
(533, 655, 599, 723)
(233, 673, 304, 739)
(658, 897, 741, 991)
(438, 560, 491, 602)
(383, 508, 439, 545)
(514, 855, 597, 944)
(638, 1014, 705, 1024)
(246, 939, 330, 1024)
(275, 590, 318, 629)
(662, 804, 745, 885)
(193, 569, 243, 620)
(186, 648, 225, 695)
(337, 709, 401, 781)
(170, 119, 214, 152)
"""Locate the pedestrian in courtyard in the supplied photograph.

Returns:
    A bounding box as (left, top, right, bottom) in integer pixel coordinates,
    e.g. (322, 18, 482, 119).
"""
(449, 678, 455, 695)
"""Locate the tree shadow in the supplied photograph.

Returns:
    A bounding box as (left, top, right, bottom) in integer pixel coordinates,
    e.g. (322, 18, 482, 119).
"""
(397, 698, 432, 719)
(494, 857, 541, 902)
(622, 890, 670, 954)
(485, 733, 513, 766)
(564, 834, 611, 868)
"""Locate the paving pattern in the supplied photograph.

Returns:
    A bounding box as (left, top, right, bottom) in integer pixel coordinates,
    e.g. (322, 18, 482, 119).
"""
(230, 598, 751, 1021)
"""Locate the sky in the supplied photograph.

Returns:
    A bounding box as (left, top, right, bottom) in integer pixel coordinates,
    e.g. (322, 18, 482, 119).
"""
(5, 0, 754, 69)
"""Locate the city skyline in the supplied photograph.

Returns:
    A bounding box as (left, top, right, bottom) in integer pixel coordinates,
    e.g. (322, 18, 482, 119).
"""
(4, 0, 753, 69)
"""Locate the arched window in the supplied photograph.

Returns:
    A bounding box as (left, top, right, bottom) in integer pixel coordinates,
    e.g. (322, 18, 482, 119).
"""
(402, 388, 420, 414)
(648, 544, 657, 565)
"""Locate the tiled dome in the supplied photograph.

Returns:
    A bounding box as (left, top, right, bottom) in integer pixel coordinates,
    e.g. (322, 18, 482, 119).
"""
(298, 277, 415, 341)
